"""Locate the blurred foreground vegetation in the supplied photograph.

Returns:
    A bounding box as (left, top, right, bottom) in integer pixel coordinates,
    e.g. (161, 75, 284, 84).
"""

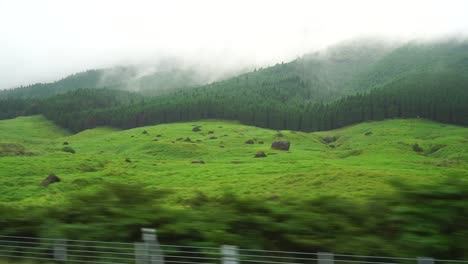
(1, 177, 467, 259)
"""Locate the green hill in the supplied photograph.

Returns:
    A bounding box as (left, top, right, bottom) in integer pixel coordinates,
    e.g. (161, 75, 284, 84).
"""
(1, 115, 466, 205)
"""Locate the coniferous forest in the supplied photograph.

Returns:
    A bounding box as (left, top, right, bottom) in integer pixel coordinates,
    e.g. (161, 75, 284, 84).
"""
(1, 41, 467, 133)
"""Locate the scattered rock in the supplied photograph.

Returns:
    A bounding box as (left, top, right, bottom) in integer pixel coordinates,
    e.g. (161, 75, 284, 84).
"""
(208, 131, 214, 134)
(177, 137, 183, 141)
(364, 131, 373, 136)
(276, 132, 284, 137)
(191, 160, 205, 164)
(63, 142, 69, 145)
(156, 134, 162, 137)
(255, 151, 267, 158)
(142, 130, 148, 135)
(258, 141, 264, 144)
(271, 140, 290, 151)
(245, 139, 255, 144)
(125, 158, 132, 163)
(184, 137, 192, 142)
(41, 174, 61, 187)
(192, 126, 201, 132)
(209, 136, 218, 140)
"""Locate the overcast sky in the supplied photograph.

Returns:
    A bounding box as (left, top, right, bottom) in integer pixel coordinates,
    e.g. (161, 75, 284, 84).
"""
(1, 0, 467, 90)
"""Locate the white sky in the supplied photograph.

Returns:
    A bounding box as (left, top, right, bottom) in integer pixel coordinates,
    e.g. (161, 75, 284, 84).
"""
(1, 0, 467, 89)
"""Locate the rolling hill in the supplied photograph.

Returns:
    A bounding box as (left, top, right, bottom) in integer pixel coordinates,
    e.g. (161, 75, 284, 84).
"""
(1, 115, 466, 205)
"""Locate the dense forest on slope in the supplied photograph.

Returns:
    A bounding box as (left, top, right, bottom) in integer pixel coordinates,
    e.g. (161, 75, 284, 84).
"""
(0, 41, 467, 132)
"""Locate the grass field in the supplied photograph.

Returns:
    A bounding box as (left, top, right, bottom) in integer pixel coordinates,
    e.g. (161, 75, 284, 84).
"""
(0, 115, 467, 206)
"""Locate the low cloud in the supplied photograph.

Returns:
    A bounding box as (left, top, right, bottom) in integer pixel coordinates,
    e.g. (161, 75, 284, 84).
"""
(1, 0, 467, 89)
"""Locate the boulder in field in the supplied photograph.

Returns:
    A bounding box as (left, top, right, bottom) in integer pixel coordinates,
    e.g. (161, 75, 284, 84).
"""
(41, 174, 61, 187)
(255, 151, 267, 158)
(245, 139, 255, 144)
(271, 140, 290, 151)
(192, 126, 202, 132)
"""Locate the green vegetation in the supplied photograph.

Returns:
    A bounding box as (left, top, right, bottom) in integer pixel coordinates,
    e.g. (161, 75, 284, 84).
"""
(0, 115, 466, 205)
(0, 115, 466, 258)
(0, 40, 467, 259)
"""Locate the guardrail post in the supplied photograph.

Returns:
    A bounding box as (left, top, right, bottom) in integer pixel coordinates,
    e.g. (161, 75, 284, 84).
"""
(53, 239, 67, 262)
(318, 252, 334, 264)
(142, 228, 164, 264)
(221, 245, 238, 264)
(418, 257, 434, 264)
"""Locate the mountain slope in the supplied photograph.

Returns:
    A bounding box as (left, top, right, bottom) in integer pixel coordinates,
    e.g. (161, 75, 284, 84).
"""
(0, 40, 467, 133)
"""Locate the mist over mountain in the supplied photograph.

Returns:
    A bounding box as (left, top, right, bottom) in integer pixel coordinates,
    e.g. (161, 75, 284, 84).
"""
(1, 38, 467, 133)
(0, 59, 249, 99)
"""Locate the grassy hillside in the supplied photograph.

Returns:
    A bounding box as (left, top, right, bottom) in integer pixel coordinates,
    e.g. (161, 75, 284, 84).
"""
(1, 115, 466, 206)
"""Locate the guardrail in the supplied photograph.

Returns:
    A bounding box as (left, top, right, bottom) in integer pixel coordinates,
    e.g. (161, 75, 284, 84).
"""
(0, 229, 467, 264)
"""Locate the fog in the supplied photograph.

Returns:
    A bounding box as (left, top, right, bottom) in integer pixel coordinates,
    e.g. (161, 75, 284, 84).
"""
(1, 0, 468, 90)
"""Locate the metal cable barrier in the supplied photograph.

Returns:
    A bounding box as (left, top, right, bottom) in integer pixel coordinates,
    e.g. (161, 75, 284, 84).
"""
(0, 232, 467, 264)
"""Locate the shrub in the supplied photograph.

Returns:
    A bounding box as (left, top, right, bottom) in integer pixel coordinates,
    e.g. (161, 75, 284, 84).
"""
(62, 146, 76, 154)
(321, 136, 338, 144)
(412, 143, 423, 152)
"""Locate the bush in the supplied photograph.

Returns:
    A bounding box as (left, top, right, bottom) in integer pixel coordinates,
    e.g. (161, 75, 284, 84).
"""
(321, 136, 338, 144)
(412, 143, 423, 152)
(62, 146, 76, 154)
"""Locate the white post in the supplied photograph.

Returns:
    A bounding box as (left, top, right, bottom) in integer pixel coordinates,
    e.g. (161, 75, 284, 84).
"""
(418, 257, 434, 264)
(221, 245, 238, 264)
(53, 239, 67, 262)
(142, 228, 164, 264)
(318, 252, 334, 264)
